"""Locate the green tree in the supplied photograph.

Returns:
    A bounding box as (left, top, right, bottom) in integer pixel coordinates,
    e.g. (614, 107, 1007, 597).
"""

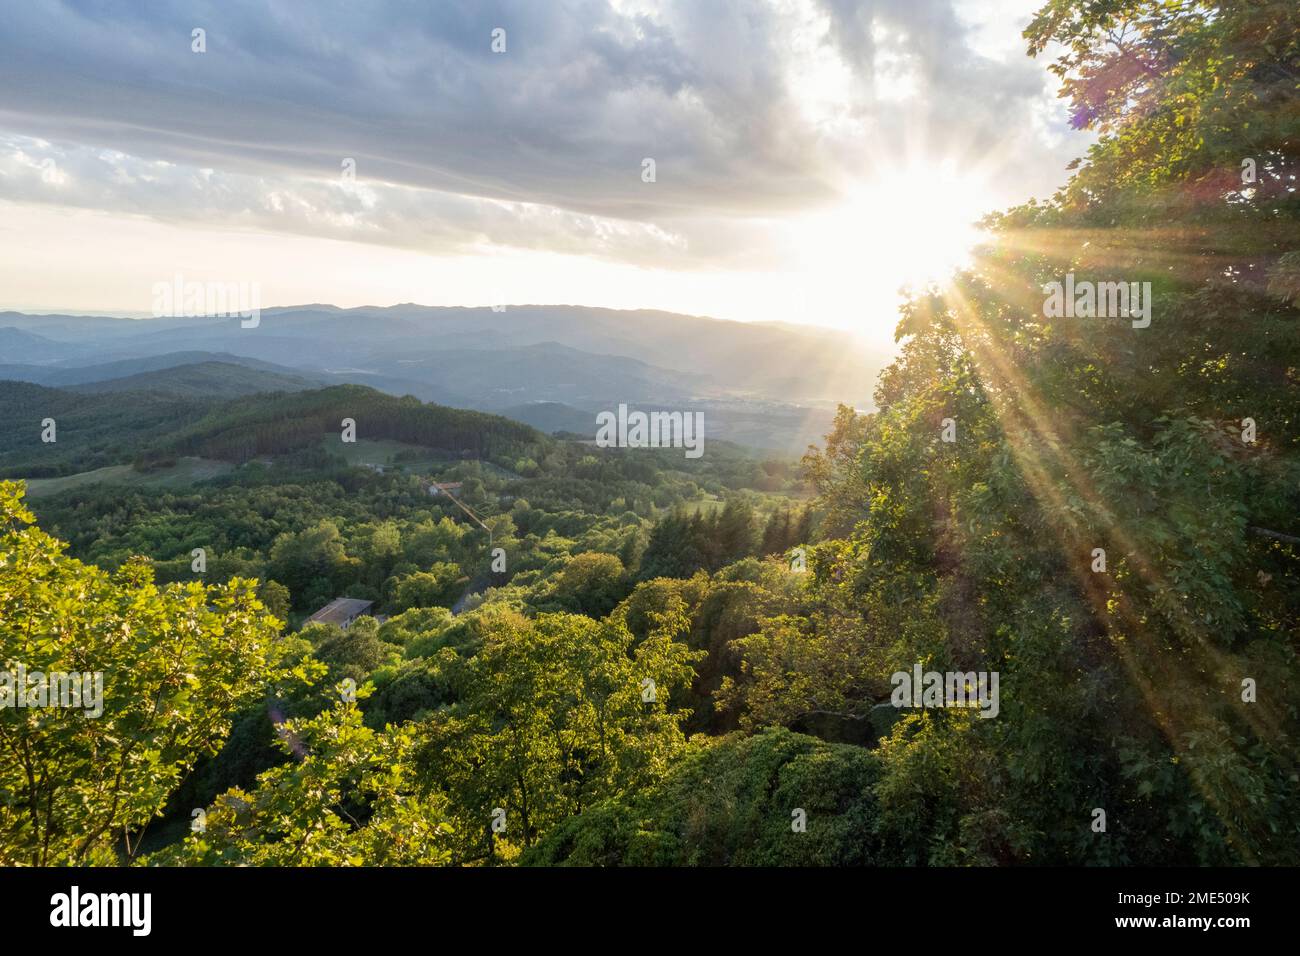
(151, 697, 452, 866)
(716, 497, 758, 565)
(0, 481, 295, 865)
(257, 579, 292, 622)
(547, 551, 628, 618)
(522, 728, 883, 867)
(308, 617, 401, 687)
(268, 520, 359, 607)
(415, 606, 701, 862)
(390, 562, 467, 611)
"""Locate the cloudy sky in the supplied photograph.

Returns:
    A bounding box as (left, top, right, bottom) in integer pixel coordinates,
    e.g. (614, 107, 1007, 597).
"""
(0, 0, 1087, 350)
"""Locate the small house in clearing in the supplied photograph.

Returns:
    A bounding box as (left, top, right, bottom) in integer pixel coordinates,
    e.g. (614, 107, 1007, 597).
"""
(304, 598, 374, 630)
(426, 481, 463, 496)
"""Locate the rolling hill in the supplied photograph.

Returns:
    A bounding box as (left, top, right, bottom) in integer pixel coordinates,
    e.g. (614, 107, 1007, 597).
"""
(0, 380, 211, 478)
(0, 351, 326, 389)
(0, 375, 553, 480)
(153, 384, 551, 467)
(68, 361, 316, 399)
(1, 305, 880, 454)
(0, 305, 884, 403)
(0, 326, 96, 364)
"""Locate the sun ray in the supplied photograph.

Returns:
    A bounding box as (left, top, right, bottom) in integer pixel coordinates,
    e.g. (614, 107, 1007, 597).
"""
(922, 255, 1296, 859)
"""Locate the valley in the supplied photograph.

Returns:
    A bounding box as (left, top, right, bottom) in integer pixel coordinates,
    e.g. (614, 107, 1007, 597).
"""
(0, 304, 880, 456)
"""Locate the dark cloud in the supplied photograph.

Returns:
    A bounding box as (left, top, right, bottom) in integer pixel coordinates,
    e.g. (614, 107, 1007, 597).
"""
(0, 0, 1086, 263)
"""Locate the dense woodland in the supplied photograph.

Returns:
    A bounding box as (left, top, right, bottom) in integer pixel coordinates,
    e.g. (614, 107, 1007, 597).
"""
(2, 0, 1298, 866)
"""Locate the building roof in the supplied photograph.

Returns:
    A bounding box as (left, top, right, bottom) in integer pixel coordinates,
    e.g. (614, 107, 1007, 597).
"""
(304, 597, 374, 627)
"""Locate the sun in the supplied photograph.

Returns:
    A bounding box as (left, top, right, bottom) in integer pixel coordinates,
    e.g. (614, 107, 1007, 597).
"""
(787, 160, 991, 339)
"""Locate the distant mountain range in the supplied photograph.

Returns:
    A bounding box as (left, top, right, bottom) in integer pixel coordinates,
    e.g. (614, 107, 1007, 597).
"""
(67, 361, 317, 399)
(0, 305, 885, 454)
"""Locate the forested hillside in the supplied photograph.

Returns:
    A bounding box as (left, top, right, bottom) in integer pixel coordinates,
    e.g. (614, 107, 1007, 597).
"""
(149, 384, 549, 466)
(69, 361, 315, 400)
(0, 377, 554, 477)
(0, 380, 211, 478)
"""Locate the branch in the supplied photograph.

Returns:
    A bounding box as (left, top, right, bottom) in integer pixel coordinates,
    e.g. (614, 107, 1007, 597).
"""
(1250, 526, 1300, 546)
(797, 708, 873, 722)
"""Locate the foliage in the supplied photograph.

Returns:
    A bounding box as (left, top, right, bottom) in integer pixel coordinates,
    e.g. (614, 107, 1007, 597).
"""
(0, 480, 297, 864)
(522, 727, 882, 866)
(413, 606, 701, 862)
(150, 698, 453, 866)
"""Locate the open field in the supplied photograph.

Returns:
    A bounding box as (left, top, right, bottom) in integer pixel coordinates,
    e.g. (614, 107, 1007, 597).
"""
(326, 437, 455, 473)
(23, 457, 234, 497)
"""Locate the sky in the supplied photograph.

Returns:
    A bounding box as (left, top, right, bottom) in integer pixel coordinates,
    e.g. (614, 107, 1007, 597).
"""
(0, 0, 1089, 352)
